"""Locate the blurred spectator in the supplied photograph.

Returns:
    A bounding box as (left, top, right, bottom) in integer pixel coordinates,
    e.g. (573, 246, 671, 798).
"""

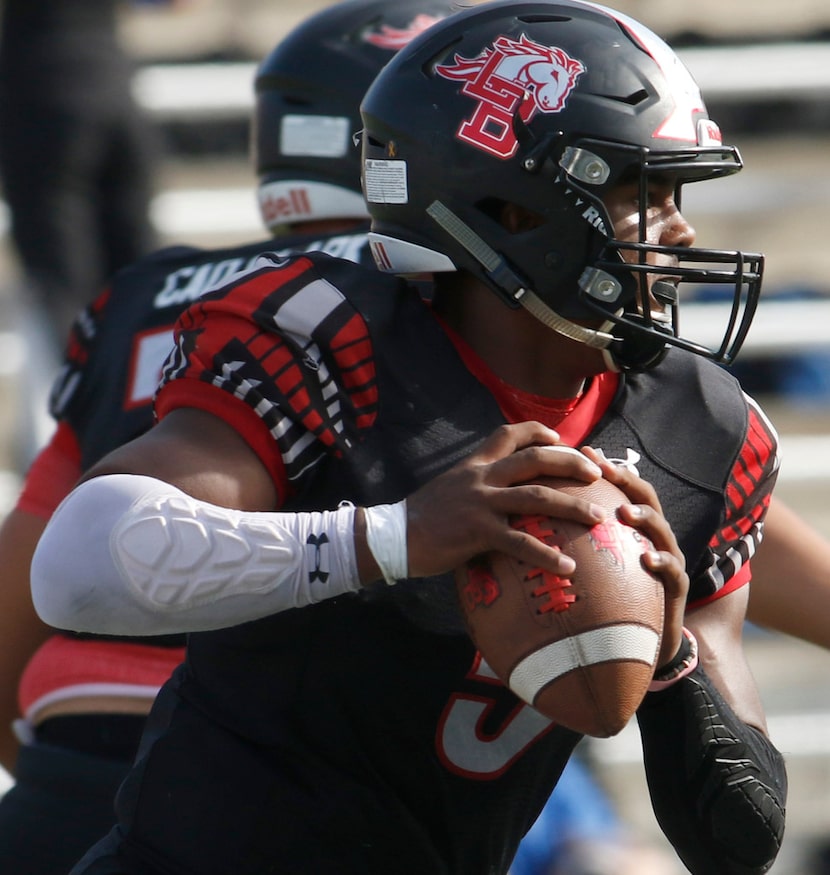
(510, 751, 681, 875)
(0, 0, 162, 348)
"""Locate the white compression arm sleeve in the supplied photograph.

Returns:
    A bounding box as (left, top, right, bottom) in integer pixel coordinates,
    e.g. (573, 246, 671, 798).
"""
(31, 474, 361, 636)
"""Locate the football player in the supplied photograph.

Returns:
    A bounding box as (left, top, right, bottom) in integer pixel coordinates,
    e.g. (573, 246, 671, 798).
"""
(31, 3, 789, 874)
(0, 1, 455, 872)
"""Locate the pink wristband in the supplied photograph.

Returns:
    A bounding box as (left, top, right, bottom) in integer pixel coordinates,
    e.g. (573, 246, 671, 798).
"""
(648, 627, 699, 693)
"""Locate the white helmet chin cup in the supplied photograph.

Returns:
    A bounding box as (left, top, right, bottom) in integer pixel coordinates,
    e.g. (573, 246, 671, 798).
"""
(258, 180, 368, 230)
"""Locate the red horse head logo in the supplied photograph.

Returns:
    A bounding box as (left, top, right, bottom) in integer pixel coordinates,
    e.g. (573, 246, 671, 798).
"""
(436, 34, 585, 158)
(364, 13, 445, 50)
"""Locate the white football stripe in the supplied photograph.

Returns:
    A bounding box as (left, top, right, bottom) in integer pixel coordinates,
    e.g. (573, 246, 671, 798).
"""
(508, 624, 660, 705)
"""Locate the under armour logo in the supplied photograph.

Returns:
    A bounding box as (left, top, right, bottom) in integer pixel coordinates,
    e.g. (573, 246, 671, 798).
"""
(593, 447, 642, 477)
(306, 532, 330, 583)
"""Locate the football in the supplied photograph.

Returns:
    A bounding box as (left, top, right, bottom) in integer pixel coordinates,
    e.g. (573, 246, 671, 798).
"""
(455, 475, 664, 738)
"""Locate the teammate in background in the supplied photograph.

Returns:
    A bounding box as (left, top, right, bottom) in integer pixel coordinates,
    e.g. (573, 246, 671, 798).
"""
(31, 3, 788, 874)
(0, 0, 162, 348)
(0, 3, 455, 872)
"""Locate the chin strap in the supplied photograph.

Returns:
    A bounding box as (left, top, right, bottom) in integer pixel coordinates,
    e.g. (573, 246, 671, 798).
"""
(518, 288, 672, 374)
(517, 288, 615, 349)
(519, 289, 627, 374)
(427, 199, 619, 354)
(425, 199, 668, 373)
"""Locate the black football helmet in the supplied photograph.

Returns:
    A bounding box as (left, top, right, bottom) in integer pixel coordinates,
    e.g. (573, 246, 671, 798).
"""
(360, 0, 763, 371)
(253, 0, 457, 232)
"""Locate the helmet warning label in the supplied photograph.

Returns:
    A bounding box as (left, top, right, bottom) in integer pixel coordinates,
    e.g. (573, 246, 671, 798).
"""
(364, 159, 408, 204)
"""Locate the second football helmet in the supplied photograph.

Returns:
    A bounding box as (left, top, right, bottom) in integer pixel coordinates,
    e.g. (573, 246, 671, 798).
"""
(360, 0, 763, 370)
(253, 0, 456, 232)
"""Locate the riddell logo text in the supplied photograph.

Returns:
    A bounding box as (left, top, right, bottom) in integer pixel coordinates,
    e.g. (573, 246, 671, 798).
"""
(260, 188, 313, 223)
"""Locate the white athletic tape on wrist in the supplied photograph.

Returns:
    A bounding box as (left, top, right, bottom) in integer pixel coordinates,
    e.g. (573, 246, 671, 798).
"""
(363, 501, 408, 585)
(31, 474, 360, 636)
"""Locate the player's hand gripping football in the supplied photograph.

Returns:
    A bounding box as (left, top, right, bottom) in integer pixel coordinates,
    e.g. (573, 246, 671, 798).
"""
(580, 445, 691, 670)
(403, 421, 608, 580)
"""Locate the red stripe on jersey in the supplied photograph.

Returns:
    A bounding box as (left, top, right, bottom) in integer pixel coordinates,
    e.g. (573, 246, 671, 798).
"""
(286, 384, 315, 421)
(720, 406, 777, 544)
(231, 257, 313, 307)
(247, 331, 288, 366)
(178, 257, 316, 336)
(300, 405, 326, 438)
(720, 492, 772, 547)
(19, 635, 185, 720)
(727, 408, 775, 508)
(156, 379, 291, 501)
(278, 361, 311, 409)
(265, 347, 306, 401)
(64, 286, 111, 367)
(688, 561, 752, 609)
(329, 313, 377, 398)
(257, 344, 342, 448)
(336, 332, 373, 365)
(90, 285, 111, 316)
(350, 386, 382, 414)
(747, 406, 777, 469)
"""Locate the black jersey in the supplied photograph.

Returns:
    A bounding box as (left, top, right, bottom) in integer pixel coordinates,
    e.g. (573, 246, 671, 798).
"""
(49, 228, 372, 472)
(103, 252, 777, 875)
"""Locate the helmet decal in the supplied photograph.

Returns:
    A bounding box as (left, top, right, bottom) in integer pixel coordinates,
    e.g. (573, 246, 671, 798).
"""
(697, 118, 723, 147)
(435, 34, 585, 159)
(364, 13, 446, 50)
(597, 6, 705, 142)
